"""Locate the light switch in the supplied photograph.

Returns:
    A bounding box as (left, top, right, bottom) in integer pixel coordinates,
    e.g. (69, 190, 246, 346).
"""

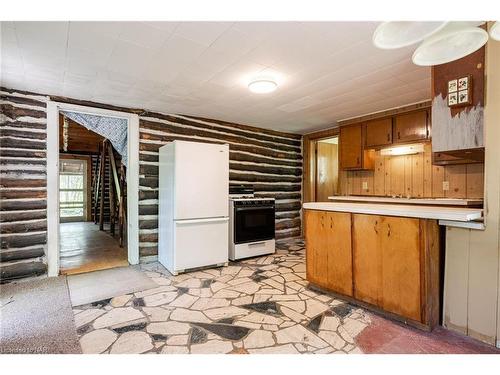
(362, 181, 368, 190)
(443, 181, 450, 191)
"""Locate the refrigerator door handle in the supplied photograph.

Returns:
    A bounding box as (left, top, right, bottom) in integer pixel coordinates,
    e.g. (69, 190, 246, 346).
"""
(176, 217, 229, 225)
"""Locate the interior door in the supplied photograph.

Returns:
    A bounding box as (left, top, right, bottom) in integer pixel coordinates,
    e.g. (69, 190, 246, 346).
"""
(174, 141, 229, 220)
(315, 141, 338, 201)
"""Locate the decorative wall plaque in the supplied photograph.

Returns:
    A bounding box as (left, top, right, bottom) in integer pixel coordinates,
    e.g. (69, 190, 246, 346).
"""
(447, 74, 472, 107)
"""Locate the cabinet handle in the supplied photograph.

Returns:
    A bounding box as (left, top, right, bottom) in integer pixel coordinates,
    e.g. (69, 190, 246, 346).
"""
(356, 156, 360, 165)
(387, 133, 390, 142)
(397, 131, 401, 139)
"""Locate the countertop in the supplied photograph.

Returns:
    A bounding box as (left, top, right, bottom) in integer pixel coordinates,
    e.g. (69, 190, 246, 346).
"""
(327, 196, 483, 206)
(303, 202, 483, 222)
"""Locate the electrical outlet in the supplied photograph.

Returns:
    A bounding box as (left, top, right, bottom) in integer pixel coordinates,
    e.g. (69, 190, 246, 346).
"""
(443, 181, 450, 191)
(362, 181, 368, 190)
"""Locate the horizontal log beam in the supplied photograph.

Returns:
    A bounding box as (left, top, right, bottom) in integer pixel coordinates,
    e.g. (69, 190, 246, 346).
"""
(0, 210, 46, 223)
(141, 112, 301, 146)
(140, 120, 300, 154)
(1, 232, 47, 249)
(0, 260, 47, 282)
(0, 178, 46, 188)
(0, 246, 45, 262)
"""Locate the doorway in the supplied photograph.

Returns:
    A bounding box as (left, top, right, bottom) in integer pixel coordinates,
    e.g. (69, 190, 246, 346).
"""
(315, 137, 339, 201)
(58, 115, 128, 275)
(46, 102, 140, 277)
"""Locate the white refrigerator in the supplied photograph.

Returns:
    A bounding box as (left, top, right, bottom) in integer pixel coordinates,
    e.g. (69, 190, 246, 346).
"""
(158, 140, 229, 275)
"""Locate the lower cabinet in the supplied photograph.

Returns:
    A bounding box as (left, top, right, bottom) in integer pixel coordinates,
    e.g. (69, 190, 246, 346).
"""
(305, 210, 353, 296)
(305, 209, 440, 330)
(353, 214, 422, 322)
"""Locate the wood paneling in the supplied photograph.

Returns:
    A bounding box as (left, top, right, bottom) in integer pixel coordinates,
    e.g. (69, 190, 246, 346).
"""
(339, 144, 484, 199)
(59, 114, 104, 154)
(315, 142, 338, 201)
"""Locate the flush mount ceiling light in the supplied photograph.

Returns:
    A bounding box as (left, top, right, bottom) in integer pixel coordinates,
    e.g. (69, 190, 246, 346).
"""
(380, 143, 425, 156)
(373, 21, 448, 49)
(490, 21, 500, 41)
(412, 22, 489, 66)
(248, 79, 277, 94)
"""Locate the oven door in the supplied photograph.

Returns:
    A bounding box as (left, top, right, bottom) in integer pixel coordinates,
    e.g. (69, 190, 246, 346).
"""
(234, 205, 275, 244)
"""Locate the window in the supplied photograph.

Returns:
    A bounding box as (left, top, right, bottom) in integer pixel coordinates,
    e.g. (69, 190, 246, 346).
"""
(60, 159, 87, 221)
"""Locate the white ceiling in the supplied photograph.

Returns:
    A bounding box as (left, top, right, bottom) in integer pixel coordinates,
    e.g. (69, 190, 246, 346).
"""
(0, 21, 431, 134)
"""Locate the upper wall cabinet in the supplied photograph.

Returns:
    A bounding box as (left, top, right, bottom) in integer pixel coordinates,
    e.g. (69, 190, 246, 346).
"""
(393, 111, 428, 143)
(339, 123, 374, 170)
(365, 118, 393, 148)
(431, 45, 485, 165)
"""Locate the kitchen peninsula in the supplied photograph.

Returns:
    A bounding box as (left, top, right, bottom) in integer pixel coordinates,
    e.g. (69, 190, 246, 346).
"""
(303, 199, 483, 330)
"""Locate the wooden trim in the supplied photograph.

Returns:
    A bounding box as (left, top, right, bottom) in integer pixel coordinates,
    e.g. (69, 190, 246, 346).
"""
(337, 101, 432, 127)
(303, 128, 340, 203)
(59, 154, 92, 221)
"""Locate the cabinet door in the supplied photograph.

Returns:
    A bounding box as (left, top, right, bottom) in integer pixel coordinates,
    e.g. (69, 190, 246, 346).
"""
(325, 212, 353, 296)
(394, 111, 428, 143)
(380, 216, 422, 322)
(365, 118, 393, 148)
(340, 124, 362, 169)
(305, 210, 329, 289)
(353, 214, 382, 306)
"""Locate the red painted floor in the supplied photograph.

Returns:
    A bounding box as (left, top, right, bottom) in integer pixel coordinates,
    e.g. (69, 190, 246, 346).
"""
(356, 314, 500, 354)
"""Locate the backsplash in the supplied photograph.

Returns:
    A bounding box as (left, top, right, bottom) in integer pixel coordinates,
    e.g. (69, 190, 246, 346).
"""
(339, 143, 484, 199)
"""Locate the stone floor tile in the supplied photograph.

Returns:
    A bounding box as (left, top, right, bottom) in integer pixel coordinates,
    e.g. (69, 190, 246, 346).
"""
(243, 330, 275, 349)
(109, 331, 153, 354)
(248, 344, 300, 354)
(170, 308, 211, 323)
(93, 307, 144, 329)
(110, 294, 132, 307)
(75, 309, 106, 328)
(142, 307, 171, 322)
(168, 293, 198, 308)
(161, 345, 189, 354)
(80, 329, 117, 354)
(147, 321, 191, 335)
(134, 286, 177, 298)
(318, 331, 346, 350)
(204, 306, 248, 321)
(166, 335, 189, 346)
(275, 324, 329, 348)
(190, 340, 234, 354)
(143, 292, 178, 307)
(319, 316, 340, 332)
(190, 297, 230, 311)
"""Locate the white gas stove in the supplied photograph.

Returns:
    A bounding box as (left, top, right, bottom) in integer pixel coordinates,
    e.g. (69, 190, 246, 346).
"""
(228, 186, 276, 261)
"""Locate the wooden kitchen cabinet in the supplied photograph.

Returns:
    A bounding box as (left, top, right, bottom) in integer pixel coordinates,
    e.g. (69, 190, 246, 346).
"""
(305, 210, 353, 296)
(306, 209, 441, 330)
(352, 214, 383, 306)
(365, 118, 393, 148)
(393, 110, 428, 143)
(339, 123, 374, 170)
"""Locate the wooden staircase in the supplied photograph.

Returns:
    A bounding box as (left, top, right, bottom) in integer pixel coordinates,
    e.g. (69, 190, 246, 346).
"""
(93, 139, 127, 246)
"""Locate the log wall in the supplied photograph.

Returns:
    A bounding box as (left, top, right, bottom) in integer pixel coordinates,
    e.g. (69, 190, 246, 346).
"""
(1, 88, 48, 281)
(0, 87, 303, 280)
(137, 112, 303, 257)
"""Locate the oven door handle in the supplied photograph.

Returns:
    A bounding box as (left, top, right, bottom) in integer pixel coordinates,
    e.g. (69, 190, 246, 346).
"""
(235, 206, 275, 212)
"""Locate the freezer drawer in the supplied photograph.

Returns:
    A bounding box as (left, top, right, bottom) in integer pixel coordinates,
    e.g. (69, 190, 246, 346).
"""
(173, 217, 229, 272)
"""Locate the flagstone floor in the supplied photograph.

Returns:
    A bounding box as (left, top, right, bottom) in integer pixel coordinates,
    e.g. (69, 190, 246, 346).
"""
(73, 239, 370, 354)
